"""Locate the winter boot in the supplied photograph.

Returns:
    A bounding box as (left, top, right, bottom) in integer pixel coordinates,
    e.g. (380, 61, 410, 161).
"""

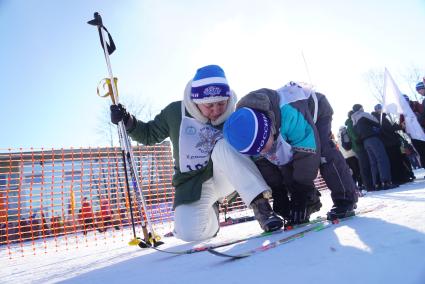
(327, 199, 356, 221)
(251, 193, 283, 232)
(381, 181, 398, 190)
(375, 183, 383, 191)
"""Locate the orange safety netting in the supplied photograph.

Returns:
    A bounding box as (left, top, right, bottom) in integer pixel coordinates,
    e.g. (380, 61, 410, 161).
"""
(0, 144, 328, 259)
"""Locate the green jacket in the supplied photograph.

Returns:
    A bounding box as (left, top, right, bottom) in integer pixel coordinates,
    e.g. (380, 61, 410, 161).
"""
(345, 118, 364, 152)
(127, 81, 237, 208)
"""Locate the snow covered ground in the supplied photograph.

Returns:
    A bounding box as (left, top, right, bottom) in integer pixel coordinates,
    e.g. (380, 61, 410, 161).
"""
(3, 170, 425, 284)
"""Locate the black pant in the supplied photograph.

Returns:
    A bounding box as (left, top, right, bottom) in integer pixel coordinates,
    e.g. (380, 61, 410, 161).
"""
(315, 116, 358, 204)
(345, 156, 362, 187)
(385, 145, 411, 184)
(255, 158, 290, 218)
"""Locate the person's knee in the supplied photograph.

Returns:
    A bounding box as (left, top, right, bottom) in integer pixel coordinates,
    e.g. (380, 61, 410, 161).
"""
(175, 221, 218, 242)
(175, 227, 207, 242)
(174, 205, 218, 242)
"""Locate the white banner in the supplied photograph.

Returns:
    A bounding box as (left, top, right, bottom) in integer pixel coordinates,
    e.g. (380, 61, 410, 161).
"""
(383, 68, 425, 141)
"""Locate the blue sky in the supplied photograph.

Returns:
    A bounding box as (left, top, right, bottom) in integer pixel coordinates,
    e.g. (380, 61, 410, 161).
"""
(1, 0, 424, 149)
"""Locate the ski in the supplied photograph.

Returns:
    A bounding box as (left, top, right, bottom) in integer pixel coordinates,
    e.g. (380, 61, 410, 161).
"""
(163, 215, 257, 238)
(149, 216, 327, 255)
(207, 205, 385, 259)
(208, 221, 330, 259)
(219, 215, 256, 226)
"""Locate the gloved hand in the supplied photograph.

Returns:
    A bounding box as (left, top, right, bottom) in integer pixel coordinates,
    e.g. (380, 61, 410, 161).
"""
(110, 104, 136, 131)
(288, 199, 309, 225)
(288, 182, 322, 225)
(110, 104, 130, 125)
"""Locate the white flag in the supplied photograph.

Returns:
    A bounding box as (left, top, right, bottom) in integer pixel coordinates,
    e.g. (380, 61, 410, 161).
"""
(383, 68, 425, 141)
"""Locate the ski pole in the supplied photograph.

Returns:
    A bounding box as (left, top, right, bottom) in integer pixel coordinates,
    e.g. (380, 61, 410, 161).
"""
(97, 77, 142, 245)
(121, 148, 140, 245)
(88, 12, 163, 247)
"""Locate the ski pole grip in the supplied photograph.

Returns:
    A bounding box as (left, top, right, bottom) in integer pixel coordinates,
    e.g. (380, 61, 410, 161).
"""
(87, 12, 103, 27)
(96, 77, 119, 105)
(94, 12, 102, 24)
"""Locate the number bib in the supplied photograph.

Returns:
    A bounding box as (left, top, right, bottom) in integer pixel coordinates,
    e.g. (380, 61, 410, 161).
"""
(178, 103, 223, 172)
(262, 135, 293, 166)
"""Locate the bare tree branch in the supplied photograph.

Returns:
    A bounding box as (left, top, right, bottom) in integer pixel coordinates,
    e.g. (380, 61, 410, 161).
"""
(363, 68, 385, 103)
(364, 66, 425, 103)
(401, 64, 424, 102)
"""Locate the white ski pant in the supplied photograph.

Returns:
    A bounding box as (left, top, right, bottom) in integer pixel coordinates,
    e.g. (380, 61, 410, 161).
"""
(173, 139, 270, 242)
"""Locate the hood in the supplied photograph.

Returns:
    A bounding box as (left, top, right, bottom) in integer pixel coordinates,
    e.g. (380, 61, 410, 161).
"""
(351, 110, 379, 125)
(182, 80, 237, 126)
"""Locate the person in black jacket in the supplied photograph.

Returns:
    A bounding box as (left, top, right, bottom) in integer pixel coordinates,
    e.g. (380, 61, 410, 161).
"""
(371, 104, 411, 184)
(351, 104, 397, 190)
(224, 82, 358, 224)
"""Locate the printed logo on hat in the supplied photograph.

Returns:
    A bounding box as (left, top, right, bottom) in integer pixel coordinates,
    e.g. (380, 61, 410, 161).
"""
(223, 107, 271, 156)
(255, 114, 270, 153)
(190, 65, 230, 103)
(203, 86, 222, 97)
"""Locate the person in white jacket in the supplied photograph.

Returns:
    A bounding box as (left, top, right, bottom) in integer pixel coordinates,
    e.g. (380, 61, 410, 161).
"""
(337, 126, 363, 189)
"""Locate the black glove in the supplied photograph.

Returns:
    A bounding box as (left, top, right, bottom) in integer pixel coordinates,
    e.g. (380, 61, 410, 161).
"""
(110, 104, 136, 131)
(288, 182, 322, 225)
(288, 200, 309, 225)
(110, 104, 130, 125)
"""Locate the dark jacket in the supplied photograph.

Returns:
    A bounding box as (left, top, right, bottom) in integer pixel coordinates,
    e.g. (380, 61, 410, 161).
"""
(308, 92, 333, 122)
(351, 110, 381, 141)
(371, 111, 401, 148)
(400, 100, 425, 131)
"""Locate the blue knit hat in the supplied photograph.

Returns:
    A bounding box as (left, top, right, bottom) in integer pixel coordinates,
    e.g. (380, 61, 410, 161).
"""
(191, 65, 230, 104)
(374, 104, 382, 111)
(223, 108, 271, 155)
(416, 81, 425, 91)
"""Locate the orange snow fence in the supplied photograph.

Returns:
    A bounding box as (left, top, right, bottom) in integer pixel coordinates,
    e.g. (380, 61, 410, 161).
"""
(0, 143, 328, 259)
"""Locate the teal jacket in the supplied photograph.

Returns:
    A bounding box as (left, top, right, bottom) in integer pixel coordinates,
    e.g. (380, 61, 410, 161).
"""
(237, 88, 320, 186)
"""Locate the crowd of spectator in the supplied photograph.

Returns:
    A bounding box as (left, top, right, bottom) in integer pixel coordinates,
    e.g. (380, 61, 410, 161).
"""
(336, 79, 425, 191)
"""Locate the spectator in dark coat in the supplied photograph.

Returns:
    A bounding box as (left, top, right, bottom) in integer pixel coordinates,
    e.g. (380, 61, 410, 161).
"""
(351, 104, 397, 190)
(345, 111, 374, 191)
(371, 104, 411, 184)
